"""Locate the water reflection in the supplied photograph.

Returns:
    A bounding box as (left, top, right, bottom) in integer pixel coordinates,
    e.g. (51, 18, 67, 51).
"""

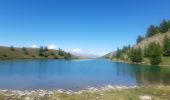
(115, 62, 170, 86)
(0, 59, 170, 90)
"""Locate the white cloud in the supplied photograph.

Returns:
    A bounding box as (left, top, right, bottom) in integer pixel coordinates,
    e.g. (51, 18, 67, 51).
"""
(48, 44, 58, 50)
(72, 48, 82, 53)
(101, 51, 107, 55)
(30, 44, 38, 48)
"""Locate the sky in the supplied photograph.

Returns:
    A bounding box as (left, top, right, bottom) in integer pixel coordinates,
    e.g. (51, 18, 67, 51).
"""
(0, 0, 170, 56)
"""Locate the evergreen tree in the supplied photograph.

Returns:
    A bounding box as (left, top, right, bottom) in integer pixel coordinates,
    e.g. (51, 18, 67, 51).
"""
(163, 36, 170, 56)
(146, 25, 159, 37)
(44, 46, 48, 51)
(144, 46, 150, 57)
(159, 20, 169, 33)
(168, 20, 170, 29)
(39, 46, 44, 56)
(65, 52, 72, 59)
(58, 48, 64, 56)
(148, 42, 162, 65)
(116, 48, 121, 58)
(22, 47, 26, 51)
(10, 46, 15, 51)
(136, 35, 144, 44)
(129, 48, 143, 63)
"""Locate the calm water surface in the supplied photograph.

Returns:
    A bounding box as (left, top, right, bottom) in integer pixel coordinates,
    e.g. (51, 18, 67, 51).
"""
(0, 59, 170, 90)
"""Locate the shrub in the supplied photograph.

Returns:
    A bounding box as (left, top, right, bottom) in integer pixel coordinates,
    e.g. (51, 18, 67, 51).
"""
(10, 46, 15, 51)
(129, 48, 143, 63)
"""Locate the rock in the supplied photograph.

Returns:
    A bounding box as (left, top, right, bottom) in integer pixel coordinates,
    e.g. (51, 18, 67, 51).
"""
(25, 96, 31, 100)
(139, 96, 152, 100)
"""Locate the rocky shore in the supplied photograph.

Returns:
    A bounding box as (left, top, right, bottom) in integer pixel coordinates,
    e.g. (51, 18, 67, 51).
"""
(0, 85, 170, 100)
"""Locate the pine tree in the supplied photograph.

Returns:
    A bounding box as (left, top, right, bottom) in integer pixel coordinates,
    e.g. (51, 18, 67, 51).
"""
(163, 36, 170, 56)
(10, 46, 15, 51)
(168, 20, 170, 29)
(39, 46, 44, 56)
(146, 25, 159, 37)
(159, 20, 169, 33)
(129, 48, 143, 63)
(136, 35, 144, 44)
(148, 42, 162, 65)
(22, 47, 26, 51)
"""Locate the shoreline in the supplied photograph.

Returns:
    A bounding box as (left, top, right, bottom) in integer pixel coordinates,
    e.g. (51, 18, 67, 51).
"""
(111, 58, 170, 67)
(0, 85, 170, 100)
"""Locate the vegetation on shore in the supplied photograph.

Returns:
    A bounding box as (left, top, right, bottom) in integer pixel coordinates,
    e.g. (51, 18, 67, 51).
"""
(0, 86, 170, 100)
(0, 46, 76, 60)
(111, 19, 170, 66)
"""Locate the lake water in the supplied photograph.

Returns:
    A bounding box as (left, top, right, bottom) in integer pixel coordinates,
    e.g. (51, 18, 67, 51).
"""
(0, 59, 170, 90)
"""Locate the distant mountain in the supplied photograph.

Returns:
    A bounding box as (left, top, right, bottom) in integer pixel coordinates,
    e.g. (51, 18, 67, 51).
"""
(102, 51, 116, 59)
(72, 52, 99, 59)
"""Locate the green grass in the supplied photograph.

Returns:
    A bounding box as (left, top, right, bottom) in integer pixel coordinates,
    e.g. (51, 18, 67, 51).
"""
(160, 57, 170, 65)
(49, 87, 170, 100)
(143, 57, 170, 66)
(1, 87, 169, 100)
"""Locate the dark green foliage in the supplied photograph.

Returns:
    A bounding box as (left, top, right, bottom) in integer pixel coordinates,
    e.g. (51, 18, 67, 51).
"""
(163, 36, 170, 56)
(44, 46, 48, 51)
(50, 51, 54, 56)
(22, 47, 26, 51)
(115, 45, 131, 59)
(116, 48, 121, 58)
(65, 52, 72, 59)
(146, 25, 159, 38)
(58, 48, 65, 56)
(168, 20, 170, 29)
(148, 42, 162, 65)
(129, 48, 143, 63)
(39, 46, 49, 57)
(25, 51, 29, 55)
(39, 46, 44, 56)
(44, 52, 48, 57)
(32, 55, 35, 58)
(144, 46, 150, 57)
(136, 35, 144, 44)
(3, 54, 7, 57)
(10, 46, 15, 51)
(159, 20, 169, 33)
(54, 55, 59, 59)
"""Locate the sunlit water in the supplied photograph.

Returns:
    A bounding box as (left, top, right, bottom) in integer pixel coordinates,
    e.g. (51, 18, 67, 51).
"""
(0, 59, 170, 90)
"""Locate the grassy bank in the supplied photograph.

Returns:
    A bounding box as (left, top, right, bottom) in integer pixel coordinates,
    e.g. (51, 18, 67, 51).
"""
(112, 57, 170, 67)
(0, 86, 170, 100)
(0, 46, 78, 60)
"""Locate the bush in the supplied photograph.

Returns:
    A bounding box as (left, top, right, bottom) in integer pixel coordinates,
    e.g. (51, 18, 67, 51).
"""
(148, 42, 162, 65)
(159, 20, 169, 33)
(146, 25, 159, 38)
(163, 36, 170, 56)
(10, 46, 15, 51)
(3, 54, 7, 57)
(22, 47, 26, 51)
(129, 48, 143, 63)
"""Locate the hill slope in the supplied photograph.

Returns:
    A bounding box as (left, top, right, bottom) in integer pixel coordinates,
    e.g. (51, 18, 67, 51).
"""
(104, 30, 170, 59)
(135, 30, 170, 49)
(0, 46, 78, 59)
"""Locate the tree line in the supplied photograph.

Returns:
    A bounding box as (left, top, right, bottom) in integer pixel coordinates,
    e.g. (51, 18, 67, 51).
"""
(39, 47, 72, 59)
(8, 46, 72, 59)
(113, 19, 170, 65)
(136, 19, 170, 44)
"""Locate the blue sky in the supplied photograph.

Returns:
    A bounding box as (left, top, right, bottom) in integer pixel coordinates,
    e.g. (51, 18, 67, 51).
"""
(0, 0, 170, 55)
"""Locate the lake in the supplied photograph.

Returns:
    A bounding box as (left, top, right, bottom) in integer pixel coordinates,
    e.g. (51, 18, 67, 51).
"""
(0, 59, 170, 90)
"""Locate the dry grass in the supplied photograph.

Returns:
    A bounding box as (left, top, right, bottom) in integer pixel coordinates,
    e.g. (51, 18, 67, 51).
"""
(0, 46, 78, 59)
(135, 31, 170, 50)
